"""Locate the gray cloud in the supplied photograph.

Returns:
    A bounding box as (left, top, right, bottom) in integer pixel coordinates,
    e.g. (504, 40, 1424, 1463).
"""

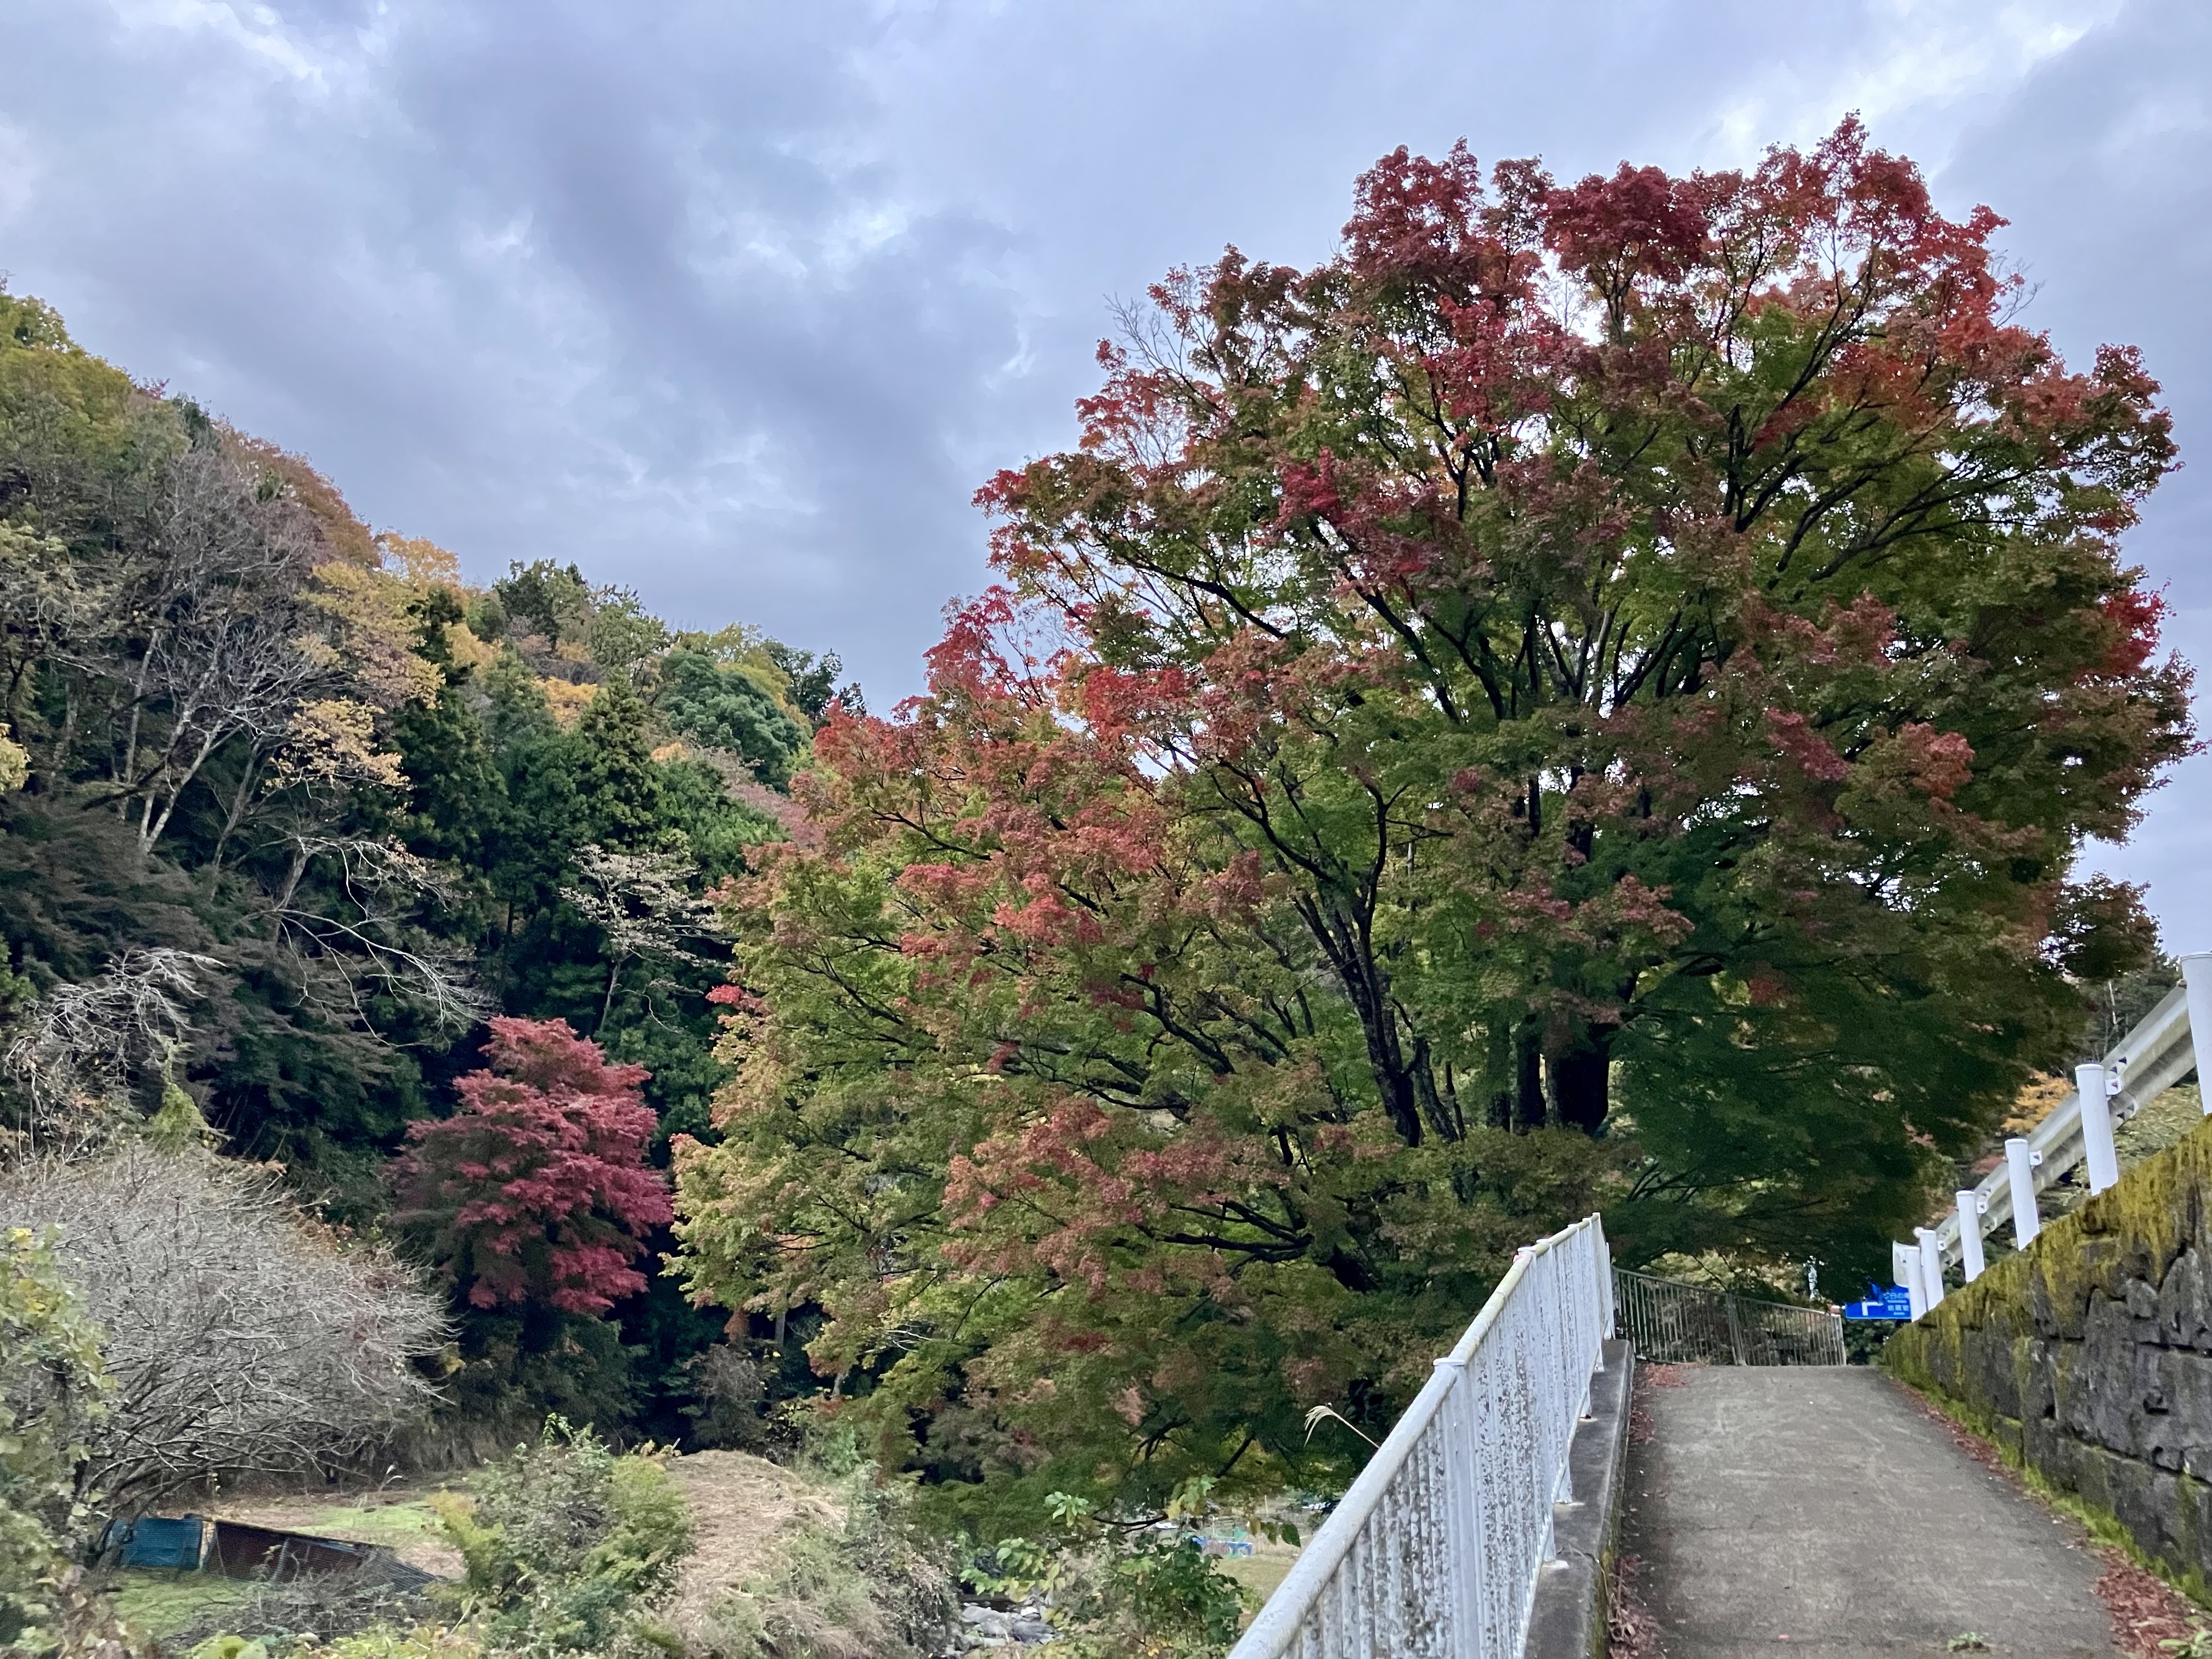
(5, 0, 2209, 932)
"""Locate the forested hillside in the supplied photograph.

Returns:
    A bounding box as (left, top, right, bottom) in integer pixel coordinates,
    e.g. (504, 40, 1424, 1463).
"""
(0, 284, 855, 1443)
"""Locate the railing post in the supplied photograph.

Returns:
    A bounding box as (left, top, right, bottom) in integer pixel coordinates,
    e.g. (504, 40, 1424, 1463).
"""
(1723, 1293, 1748, 1365)
(2078, 1063, 2120, 1193)
(2184, 953, 2212, 1114)
(2005, 1137, 2040, 1248)
(1431, 1354, 1485, 1646)
(1916, 1227, 1945, 1312)
(1895, 1241, 1925, 1321)
(1954, 1190, 1985, 1282)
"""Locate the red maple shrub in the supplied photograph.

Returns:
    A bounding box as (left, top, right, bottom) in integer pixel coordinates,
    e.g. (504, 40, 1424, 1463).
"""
(394, 1017, 672, 1314)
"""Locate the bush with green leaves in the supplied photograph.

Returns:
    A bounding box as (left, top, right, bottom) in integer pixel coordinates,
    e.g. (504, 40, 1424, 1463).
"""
(435, 1419, 692, 1656)
(0, 1224, 132, 1657)
(966, 1480, 1249, 1659)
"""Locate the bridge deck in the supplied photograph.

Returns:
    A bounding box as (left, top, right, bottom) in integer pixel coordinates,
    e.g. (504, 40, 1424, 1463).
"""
(1622, 1367, 2117, 1656)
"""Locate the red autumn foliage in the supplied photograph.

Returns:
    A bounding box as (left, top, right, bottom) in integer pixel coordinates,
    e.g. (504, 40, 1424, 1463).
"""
(393, 1017, 671, 1315)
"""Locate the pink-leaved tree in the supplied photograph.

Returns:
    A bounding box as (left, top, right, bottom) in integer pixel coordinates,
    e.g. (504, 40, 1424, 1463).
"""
(393, 1017, 671, 1314)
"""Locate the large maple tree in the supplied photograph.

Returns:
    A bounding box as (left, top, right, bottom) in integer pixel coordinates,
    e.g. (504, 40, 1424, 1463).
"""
(674, 122, 2189, 1528)
(394, 1017, 671, 1316)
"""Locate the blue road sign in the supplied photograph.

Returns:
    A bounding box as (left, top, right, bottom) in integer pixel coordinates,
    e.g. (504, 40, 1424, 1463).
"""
(1842, 1286, 1913, 1320)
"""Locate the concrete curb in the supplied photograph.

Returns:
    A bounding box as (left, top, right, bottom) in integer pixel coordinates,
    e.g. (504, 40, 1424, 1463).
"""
(1523, 1337, 1635, 1659)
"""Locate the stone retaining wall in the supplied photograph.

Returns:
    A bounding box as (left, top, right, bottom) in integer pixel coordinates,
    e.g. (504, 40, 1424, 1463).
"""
(1886, 1114, 2212, 1595)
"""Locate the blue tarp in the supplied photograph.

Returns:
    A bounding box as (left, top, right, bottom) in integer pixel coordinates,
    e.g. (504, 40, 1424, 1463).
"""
(109, 1515, 206, 1570)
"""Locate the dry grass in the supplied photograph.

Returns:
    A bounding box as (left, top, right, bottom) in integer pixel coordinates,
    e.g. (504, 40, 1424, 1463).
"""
(203, 1449, 845, 1605)
(1216, 1539, 1302, 1609)
(659, 1449, 846, 1633)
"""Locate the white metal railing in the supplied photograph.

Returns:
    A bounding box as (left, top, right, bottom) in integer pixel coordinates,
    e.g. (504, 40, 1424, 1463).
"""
(1613, 1268, 1846, 1365)
(1229, 1214, 1614, 1659)
(1895, 951, 2212, 1318)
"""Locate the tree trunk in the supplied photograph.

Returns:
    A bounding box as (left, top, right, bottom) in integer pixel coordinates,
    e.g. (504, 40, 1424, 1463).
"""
(598, 960, 624, 1035)
(274, 843, 311, 915)
(118, 635, 159, 814)
(1510, 1026, 1547, 1132)
(206, 754, 261, 881)
(1549, 1025, 1611, 1136)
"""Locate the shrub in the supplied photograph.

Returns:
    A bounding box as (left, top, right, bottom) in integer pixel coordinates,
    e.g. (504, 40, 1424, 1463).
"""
(0, 1144, 446, 1515)
(967, 1481, 1249, 1659)
(436, 1419, 692, 1655)
(0, 1226, 134, 1657)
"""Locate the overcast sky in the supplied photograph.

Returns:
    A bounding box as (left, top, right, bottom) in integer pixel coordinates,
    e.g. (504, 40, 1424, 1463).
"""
(5, 0, 2209, 935)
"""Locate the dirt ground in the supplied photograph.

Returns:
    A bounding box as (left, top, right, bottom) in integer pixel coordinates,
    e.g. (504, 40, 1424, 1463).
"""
(205, 1449, 841, 1607)
(661, 1450, 845, 1623)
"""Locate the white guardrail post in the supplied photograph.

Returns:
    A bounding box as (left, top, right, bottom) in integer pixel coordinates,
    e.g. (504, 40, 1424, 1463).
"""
(2183, 953, 2212, 1109)
(1895, 1242, 1927, 1321)
(1954, 1191, 1985, 1282)
(1228, 1214, 1614, 1659)
(1916, 1228, 1946, 1311)
(1900, 954, 2210, 1317)
(2005, 1138, 2040, 1247)
(2078, 1063, 2119, 1193)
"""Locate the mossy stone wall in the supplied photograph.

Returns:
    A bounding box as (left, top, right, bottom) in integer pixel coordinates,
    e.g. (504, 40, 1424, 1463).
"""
(1886, 1113, 2212, 1595)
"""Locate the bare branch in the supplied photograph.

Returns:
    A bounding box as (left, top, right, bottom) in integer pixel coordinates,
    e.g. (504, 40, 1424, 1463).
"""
(0, 1143, 448, 1516)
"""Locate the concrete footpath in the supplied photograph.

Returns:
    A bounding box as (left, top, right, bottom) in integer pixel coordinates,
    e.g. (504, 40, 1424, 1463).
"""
(1621, 1368, 2115, 1656)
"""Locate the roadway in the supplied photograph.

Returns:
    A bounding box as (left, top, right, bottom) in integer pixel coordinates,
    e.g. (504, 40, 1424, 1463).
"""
(1621, 1368, 2117, 1656)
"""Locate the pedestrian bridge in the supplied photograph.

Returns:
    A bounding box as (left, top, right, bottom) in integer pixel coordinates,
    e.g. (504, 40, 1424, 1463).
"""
(1229, 959, 2212, 1658)
(1230, 1223, 2130, 1658)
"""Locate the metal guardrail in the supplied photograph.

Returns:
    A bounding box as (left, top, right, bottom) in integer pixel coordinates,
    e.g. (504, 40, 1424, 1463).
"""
(1612, 1268, 1845, 1366)
(1897, 951, 2212, 1317)
(1228, 1214, 1613, 1659)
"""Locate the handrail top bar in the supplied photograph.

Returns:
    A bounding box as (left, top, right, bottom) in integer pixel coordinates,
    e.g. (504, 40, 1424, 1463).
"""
(1443, 1209, 1591, 1366)
(1229, 1211, 1606, 1658)
(1929, 980, 2194, 1263)
(1612, 1267, 1830, 1318)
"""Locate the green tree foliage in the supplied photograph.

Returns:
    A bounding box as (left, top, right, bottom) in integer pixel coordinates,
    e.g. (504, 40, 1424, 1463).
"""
(672, 125, 2190, 1536)
(761, 640, 865, 725)
(655, 648, 805, 787)
(435, 1419, 692, 1655)
(0, 1226, 129, 1657)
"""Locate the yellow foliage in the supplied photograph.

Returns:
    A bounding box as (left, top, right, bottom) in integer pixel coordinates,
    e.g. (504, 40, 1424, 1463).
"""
(311, 560, 442, 709)
(375, 533, 462, 590)
(443, 620, 496, 675)
(275, 698, 408, 792)
(2003, 1072, 2072, 1137)
(540, 677, 597, 729)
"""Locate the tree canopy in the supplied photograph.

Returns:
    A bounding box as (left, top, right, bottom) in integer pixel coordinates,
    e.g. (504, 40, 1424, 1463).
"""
(671, 121, 2190, 1534)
